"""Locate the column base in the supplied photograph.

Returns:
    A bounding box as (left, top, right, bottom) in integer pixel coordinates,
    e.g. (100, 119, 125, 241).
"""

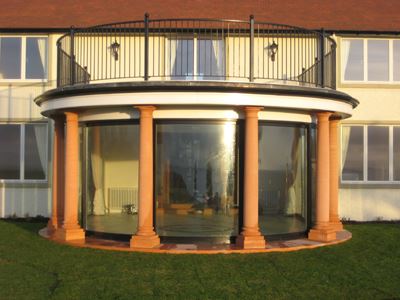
(53, 227, 85, 243)
(130, 234, 160, 249)
(330, 221, 344, 232)
(47, 219, 57, 235)
(308, 228, 336, 242)
(236, 234, 266, 249)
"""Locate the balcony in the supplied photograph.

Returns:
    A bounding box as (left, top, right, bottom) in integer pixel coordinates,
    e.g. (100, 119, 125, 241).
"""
(56, 15, 337, 89)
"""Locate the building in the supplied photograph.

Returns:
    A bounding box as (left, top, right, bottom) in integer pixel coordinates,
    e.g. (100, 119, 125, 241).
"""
(0, 1, 399, 249)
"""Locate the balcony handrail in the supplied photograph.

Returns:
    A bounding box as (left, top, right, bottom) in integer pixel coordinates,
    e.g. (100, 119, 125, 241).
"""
(56, 15, 336, 89)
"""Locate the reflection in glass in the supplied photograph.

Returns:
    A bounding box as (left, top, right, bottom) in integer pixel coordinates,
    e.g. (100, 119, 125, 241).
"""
(343, 39, 364, 81)
(394, 41, 400, 81)
(394, 127, 400, 181)
(26, 38, 47, 79)
(84, 124, 139, 234)
(0, 125, 20, 179)
(24, 123, 47, 180)
(155, 122, 237, 239)
(170, 39, 194, 79)
(258, 124, 307, 235)
(368, 40, 389, 81)
(0, 38, 21, 79)
(368, 126, 389, 181)
(342, 126, 364, 181)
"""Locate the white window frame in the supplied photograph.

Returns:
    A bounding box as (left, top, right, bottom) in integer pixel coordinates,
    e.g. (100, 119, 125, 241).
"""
(0, 35, 49, 83)
(341, 124, 400, 184)
(341, 38, 400, 84)
(0, 122, 48, 183)
(166, 36, 225, 80)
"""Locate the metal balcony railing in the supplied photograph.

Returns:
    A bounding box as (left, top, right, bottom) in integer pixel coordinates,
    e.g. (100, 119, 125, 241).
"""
(57, 14, 336, 89)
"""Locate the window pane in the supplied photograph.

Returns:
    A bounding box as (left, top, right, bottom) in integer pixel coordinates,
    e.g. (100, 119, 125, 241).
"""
(368, 40, 389, 81)
(0, 38, 21, 79)
(197, 39, 225, 79)
(368, 126, 389, 181)
(85, 124, 139, 234)
(24, 124, 47, 180)
(343, 39, 364, 81)
(394, 127, 400, 181)
(0, 125, 20, 179)
(26, 37, 47, 79)
(342, 126, 364, 181)
(171, 39, 194, 79)
(394, 41, 400, 81)
(259, 125, 307, 235)
(155, 122, 237, 239)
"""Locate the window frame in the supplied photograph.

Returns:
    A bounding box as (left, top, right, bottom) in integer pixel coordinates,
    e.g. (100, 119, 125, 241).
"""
(0, 122, 49, 183)
(166, 36, 226, 80)
(340, 124, 400, 184)
(341, 37, 400, 84)
(0, 35, 49, 83)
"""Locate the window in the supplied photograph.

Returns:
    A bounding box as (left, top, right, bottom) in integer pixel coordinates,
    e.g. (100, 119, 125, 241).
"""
(0, 123, 48, 181)
(342, 38, 400, 83)
(168, 38, 225, 80)
(0, 36, 48, 80)
(341, 125, 400, 183)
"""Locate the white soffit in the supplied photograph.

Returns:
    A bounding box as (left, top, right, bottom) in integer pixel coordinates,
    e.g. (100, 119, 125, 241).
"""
(41, 91, 354, 117)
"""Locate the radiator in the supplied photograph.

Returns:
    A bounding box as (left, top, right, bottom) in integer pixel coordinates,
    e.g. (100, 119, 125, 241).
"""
(107, 187, 138, 213)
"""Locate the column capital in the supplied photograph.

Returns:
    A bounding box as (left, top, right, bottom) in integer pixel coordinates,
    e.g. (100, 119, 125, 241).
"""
(316, 111, 333, 122)
(134, 105, 156, 115)
(243, 106, 263, 118)
(64, 111, 79, 122)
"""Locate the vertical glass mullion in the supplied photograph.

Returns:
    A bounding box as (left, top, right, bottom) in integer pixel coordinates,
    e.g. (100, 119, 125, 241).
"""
(20, 124, 25, 180)
(389, 125, 394, 181)
(363, 125, 368, 182)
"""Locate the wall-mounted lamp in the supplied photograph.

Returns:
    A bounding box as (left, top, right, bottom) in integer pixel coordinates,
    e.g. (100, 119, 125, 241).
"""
(110, 41, 120, 61)
(267, 41, 278, 62)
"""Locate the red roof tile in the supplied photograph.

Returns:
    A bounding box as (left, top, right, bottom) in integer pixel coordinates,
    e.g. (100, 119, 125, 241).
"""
(1, 0, 400, 32)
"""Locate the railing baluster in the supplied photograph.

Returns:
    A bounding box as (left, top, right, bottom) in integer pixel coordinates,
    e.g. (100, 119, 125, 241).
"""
(144, 13, 150, 81)
(249, 15, 254, 82)
(70, 27, 75, 85)
(320, 28, 325, 88)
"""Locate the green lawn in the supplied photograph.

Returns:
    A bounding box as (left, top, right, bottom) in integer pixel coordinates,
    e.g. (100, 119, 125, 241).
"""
(0, 221, 399, 299)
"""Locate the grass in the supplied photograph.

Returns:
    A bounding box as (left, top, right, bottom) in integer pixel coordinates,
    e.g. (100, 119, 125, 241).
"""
(0, 221, 399, 299)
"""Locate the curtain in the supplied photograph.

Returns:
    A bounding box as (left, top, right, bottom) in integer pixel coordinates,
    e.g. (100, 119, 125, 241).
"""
(37, 38, 47, 78)
(286, 128, 303, 215)
(342, 39, 351, 79)
(341, 125, 351, 172)
(33, 124, 47, 177)
(169, 39, 177, 77)
(212, 39, 225, 77)
(91, 127, 105, 215)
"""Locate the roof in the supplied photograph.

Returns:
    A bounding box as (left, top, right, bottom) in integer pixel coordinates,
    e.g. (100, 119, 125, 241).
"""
(1, 0, 400, 32)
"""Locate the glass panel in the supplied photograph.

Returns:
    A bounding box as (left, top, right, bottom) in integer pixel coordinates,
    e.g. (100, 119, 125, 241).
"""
(259, 125, 307, 235)
(368, 40, 389, 81)
(26, 37, 47, 79)
(85, 124, 139, 234)
(24, 123, 47, 180)
(0, 37, 21, 79)
(197, 39, 225, 79)
(0, 125, 20, 179)
(343, 39, 364, 81)
(171, 39, 194, 79)
(342, 126, 364, 181)
(394, 41, 400, 81)
(393, 127, 400, 181)
(155, 122, 237, 240)
(368, 126, 389, 181)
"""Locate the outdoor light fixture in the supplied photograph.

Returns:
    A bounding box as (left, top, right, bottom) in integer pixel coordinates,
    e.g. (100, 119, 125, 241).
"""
(110, 41, 120, 61)
(268, 41, 278, 62)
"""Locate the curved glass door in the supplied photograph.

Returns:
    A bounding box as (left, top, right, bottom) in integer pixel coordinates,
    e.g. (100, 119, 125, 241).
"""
(155, 122, 238, 240)
(259, 123, 307, 235)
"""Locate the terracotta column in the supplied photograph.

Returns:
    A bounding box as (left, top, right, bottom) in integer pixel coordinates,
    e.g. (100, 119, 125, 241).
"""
(54, 112, 85, 242)
(309, 112, 336, 242)
(47, 116, 65, 234)
(236, 106, 266, 249)
(130, 106, 160, 248)
(329, 118, 343, 231)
